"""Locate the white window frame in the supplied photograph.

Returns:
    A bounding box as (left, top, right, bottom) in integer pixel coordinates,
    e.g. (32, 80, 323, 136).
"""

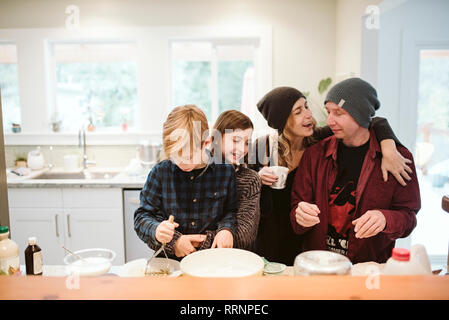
(0, 26, 272, 145)
(47, 40, 140, 133)
(399, 35, 449, 266)
(169, 38, 260, 124)
(0, 41, 21, 130)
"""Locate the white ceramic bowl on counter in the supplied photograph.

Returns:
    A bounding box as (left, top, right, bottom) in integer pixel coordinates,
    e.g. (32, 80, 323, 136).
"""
(180, 248, 265, 278)
(64, 248, 115, 277)
(119, 258, 181, 277)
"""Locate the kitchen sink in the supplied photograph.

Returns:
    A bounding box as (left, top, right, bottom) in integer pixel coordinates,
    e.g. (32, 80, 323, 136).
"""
(32, 171, 120, 180)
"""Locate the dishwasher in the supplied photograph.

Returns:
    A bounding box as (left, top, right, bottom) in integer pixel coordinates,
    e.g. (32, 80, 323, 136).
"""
(123, 189, 155, 262)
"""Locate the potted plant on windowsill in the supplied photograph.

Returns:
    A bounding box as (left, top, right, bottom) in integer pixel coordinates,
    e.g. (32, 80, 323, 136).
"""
(50, 112, 62, 133)
(15, 155, 27, 168)
(87, 116, 96, 132)
(11, 123, 21, 133)
(120, 108, 130, 132)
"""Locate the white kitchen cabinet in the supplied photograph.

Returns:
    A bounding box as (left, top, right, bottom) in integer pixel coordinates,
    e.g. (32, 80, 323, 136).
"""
(8, 188, 125, 266)
(9, 208, 65, 265)
(7, 188, 63, 208)
(62, 188, 123, 208)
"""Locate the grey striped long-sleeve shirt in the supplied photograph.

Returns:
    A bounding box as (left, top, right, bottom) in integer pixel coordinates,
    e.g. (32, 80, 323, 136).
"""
(233, 166, 262, 251)
(206, 166, 262, 251)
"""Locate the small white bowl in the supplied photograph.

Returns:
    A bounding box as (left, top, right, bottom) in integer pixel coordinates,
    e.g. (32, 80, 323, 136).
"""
(119, 258, 181, 277)
(64, 248, 115, 277)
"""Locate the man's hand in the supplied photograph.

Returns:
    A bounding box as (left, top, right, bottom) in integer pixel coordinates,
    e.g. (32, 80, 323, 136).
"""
(295, 201, 320, 227)
(174, 234, 207, 257)
(211, 229, 233, 248)
(155, 218, 179, 244)
(352, 210, 386, 239)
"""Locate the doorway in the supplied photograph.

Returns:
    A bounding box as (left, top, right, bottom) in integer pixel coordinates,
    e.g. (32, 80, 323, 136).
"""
(412, 49, 449, 264)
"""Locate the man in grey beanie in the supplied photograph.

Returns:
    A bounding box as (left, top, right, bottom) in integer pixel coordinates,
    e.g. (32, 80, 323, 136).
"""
(289, 78, 421, 263)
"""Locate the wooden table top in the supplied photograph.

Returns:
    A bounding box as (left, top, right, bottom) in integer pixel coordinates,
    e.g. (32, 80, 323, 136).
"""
(1, 274, 448, 300)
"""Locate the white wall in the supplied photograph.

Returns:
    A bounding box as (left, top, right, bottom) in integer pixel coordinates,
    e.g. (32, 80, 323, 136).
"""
(335, 0, 383, 80)
(362, 0, 449, 150)
(0, 0, 337, 121)
(0, 0, 389, 153)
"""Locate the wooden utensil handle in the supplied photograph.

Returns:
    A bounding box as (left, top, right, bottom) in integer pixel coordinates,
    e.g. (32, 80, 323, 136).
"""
(442, 196, 449, 213)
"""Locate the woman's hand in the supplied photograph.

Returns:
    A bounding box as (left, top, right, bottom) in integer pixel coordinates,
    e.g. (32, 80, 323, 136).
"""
(211, 229, 233, 248)
(258, 166, 279, 186)
(380, 139, 413, 186)
(174, 234, 206, 257)
(155, 218, 179, 244)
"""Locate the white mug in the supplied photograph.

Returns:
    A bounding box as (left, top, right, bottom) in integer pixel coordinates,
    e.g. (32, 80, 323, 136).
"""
(269, 166, 289, 189)
(64, 155, 79, 171)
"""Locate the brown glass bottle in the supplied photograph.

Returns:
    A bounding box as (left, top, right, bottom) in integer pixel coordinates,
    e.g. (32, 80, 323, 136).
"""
(25, 237, 43, 275)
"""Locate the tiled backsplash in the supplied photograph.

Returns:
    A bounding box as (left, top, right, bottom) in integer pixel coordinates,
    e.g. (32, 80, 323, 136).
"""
(5, 145, 139, 169)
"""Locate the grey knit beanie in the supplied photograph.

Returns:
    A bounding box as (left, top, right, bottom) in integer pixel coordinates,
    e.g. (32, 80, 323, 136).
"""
(324, 77, 380, 128)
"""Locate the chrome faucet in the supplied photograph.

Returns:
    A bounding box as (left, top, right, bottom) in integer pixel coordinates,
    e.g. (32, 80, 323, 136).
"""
(47, 145, 54, 170)
(78, 127, 96, 170)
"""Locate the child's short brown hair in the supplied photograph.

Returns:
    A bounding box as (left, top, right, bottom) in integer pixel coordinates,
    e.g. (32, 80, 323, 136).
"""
(213, 109, 254, 134)
(160, 104, 209, 161)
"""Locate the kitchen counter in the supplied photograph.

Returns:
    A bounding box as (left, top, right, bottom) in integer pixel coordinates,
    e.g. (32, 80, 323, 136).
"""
(1, 274, 448, 300)
(6, 167, 148, 188)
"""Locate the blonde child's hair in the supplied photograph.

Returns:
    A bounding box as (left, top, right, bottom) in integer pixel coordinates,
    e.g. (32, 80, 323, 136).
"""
(159, 104, 209, 162)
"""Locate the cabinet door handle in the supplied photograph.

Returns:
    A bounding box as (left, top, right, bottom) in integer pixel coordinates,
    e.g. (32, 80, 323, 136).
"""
(67, 214, 71, 237)
(128, 198, 140, 205)
(55, 214, 60, 237)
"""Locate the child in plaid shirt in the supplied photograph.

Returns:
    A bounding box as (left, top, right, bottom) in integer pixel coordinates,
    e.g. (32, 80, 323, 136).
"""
(134, 105, 238, 259)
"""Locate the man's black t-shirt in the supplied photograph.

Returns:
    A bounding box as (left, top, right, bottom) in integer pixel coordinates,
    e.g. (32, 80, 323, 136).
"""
(326, 139, 370, 256)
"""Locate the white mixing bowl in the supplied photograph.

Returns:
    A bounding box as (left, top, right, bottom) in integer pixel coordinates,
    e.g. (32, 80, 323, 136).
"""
(180, 248, 264, 278)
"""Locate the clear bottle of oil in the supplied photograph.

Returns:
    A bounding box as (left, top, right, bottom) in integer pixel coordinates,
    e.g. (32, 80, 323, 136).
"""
(0, 226, 20, 275)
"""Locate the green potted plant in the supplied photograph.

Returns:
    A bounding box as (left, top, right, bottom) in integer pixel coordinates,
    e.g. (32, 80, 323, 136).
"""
(303, 77, 333, 127)
(120, 108, 130, 132)
(15, 154, 27, 168)
(50, 112, 62, 132)
(87, 116, 96, 132)
(11, 123, 21, 133)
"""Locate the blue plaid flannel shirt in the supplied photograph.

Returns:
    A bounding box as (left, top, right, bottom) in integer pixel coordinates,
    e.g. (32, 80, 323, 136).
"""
(134, 158, 238, 257)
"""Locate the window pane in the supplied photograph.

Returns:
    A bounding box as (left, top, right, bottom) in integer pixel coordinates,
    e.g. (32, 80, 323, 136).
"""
(0, 44, 21, 133)
(218, 61, 254, 115)
(171, 41, 257, 121)
(412, 49, 449, 255)
(172, 61, 211, 119)
(53, 43, 138, 132)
